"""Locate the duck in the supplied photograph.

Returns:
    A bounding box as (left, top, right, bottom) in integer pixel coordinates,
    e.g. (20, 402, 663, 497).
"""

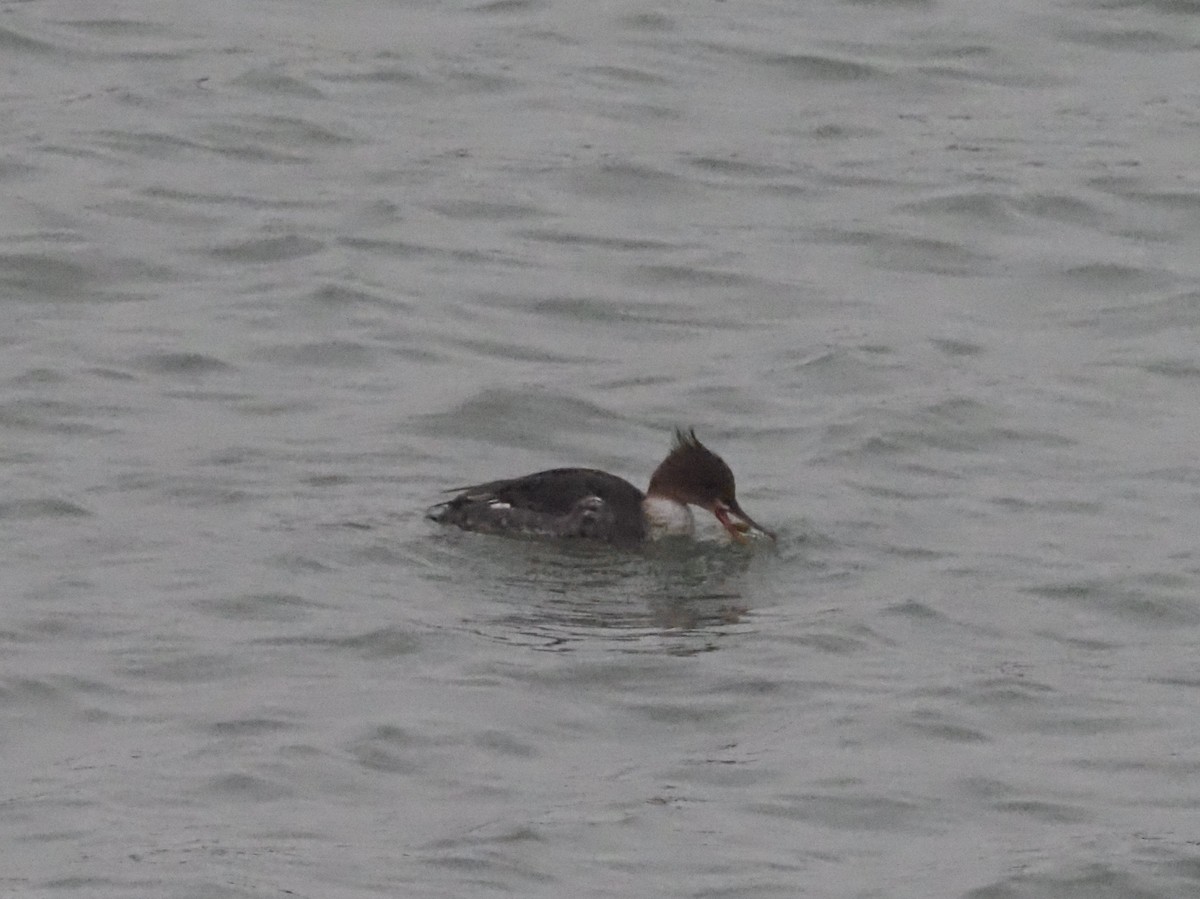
(426, 428, 775, 547)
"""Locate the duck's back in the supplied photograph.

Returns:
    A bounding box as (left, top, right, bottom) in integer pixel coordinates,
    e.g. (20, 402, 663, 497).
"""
(427, 467, 647, 545)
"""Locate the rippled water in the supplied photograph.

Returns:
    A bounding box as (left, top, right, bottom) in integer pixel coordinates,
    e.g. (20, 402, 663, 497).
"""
(4, 1, 1200, 896)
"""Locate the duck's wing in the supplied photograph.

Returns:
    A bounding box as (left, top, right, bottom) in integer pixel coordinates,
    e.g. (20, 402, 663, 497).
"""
(446, 468, 641, 515)
(427, 468, 646, 544)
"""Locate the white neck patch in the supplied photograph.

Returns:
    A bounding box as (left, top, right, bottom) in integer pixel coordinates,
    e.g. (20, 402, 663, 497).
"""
(643, 495, 695, 539)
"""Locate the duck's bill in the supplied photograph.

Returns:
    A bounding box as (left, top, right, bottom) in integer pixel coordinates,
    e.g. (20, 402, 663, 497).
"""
(714, 501, 776, 543)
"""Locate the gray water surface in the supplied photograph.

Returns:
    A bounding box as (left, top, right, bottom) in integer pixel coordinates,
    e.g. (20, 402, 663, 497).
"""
(3, 1, 1200, 897)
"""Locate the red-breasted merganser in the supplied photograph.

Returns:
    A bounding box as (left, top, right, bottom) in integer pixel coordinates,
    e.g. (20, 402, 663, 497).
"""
(427, 428, 775, 547)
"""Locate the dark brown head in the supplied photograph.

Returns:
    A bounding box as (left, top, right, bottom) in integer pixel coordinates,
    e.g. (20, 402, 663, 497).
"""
(646, 428, 776, 543)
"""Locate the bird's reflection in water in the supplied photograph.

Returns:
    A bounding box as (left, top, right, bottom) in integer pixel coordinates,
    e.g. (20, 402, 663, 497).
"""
(447, 535, 769, 653)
